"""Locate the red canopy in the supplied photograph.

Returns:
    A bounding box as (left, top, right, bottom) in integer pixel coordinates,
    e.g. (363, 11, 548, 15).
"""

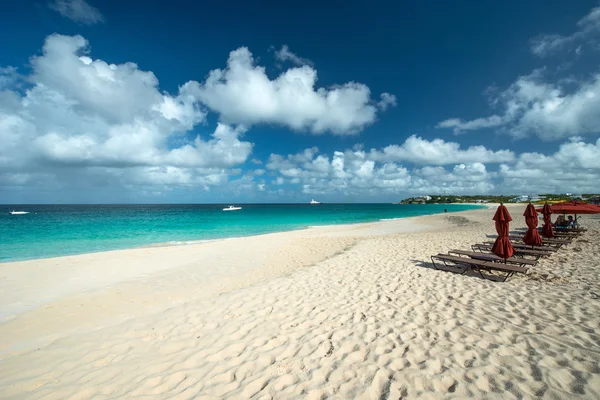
(541, 202, 554, 238)
(536, 200, 600, 215)
(491, 204, 515, 259)
(523, 203, 543, 246)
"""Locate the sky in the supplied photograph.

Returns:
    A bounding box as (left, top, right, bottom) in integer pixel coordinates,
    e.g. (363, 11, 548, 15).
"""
(1, 0, 600, 204)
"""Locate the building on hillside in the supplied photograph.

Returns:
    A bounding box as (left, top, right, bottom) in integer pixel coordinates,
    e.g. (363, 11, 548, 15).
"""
(509, 195, 542, 203)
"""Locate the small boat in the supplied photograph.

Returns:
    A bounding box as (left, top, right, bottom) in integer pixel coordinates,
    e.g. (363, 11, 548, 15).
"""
(223, 206, 242, 211)
(310, 199, 322, 205)
(10, 210, 29, 215)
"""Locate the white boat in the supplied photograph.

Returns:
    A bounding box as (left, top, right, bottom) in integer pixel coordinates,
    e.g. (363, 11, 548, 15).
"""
(10, 210, 29, 215)
(309, 199, 322, 205)
(223, 206, 242, 211)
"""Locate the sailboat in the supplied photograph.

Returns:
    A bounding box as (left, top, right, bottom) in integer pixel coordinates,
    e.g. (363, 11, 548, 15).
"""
(309, 199, 322, 205)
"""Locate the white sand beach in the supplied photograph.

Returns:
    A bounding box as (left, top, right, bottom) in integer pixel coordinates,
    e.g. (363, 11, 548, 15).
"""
(1, 205, 599, 399)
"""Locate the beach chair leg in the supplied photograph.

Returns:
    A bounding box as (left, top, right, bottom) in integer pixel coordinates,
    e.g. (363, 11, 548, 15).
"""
(475, 267, 486, 280)
(476, 268, 513, 282)
(431, 256, 468, 274)
(501, 271, 514, 282)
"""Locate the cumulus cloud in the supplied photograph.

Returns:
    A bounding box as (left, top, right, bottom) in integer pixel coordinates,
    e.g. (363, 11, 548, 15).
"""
(377, 93, 397, 111)
(498, 137, 600, 193)
(0, 67, 25, 90)
(0, 34, 253, 200)
(369, 135, 514, 165)
(181, 47, 392, 135)
(437, 69, 600, 140)
(274, 45, 314, 67)
(410, 163, 495, 194)
(437, 6, 600, 141)
(436, 115, 505, 134)
(530, 6, 600, 56)
(266, 147, 410, 195)
(267, 145, 497, 195)
(49, 0, 104, 25)
(264, 136, 600, 197)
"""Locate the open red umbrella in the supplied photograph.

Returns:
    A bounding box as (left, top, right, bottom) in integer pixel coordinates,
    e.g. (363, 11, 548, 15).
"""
(491, 203, 515, 260)
(540, 202, 554, 238)
(523, 203, 543, 245)
(539, 200, 600, 214)
(536, 200, 600, 229)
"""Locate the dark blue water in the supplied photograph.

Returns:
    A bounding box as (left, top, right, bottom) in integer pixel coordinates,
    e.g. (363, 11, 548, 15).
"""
(0, 203, 482, 262)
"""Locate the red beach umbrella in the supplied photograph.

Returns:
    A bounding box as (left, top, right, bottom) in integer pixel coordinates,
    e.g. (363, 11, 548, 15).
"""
(522, 203, 543, 246)
(491, 203, 515, 260)
(540, 202, 554, 238)
(536, 200, 600, 230)
(539, 200, 600, 214)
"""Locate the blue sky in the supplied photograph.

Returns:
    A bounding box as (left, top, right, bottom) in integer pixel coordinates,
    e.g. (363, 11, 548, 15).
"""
(1, 0, 599, 203)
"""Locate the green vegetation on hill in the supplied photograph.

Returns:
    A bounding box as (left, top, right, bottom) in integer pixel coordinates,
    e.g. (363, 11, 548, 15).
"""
(399, 194, 600, 204)
(400, 195, 513, 204)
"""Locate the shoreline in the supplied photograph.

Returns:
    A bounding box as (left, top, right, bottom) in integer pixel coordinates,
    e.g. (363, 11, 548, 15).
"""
(0, 204, 484, 264)
(2, 204, 598, 398)
(0, 207, 472, 341)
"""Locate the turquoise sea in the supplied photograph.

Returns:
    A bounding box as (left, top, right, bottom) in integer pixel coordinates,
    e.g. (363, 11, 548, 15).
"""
(0, 204, 483, 262)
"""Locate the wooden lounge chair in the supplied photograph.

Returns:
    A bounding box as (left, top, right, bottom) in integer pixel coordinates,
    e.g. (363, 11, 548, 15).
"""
(472, 243, 551, 260)
(507, 234, 571, 244)
(482, 241, 559, 252)
(448, 249, 537, 268)
(517, 228, 582, 238)
(506, 236, 570, 249)
(554, 226, 586, 233)
(430, 254, 528, 282)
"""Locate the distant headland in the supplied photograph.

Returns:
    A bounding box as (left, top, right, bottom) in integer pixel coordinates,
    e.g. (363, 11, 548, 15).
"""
(398, 194, 600, 205)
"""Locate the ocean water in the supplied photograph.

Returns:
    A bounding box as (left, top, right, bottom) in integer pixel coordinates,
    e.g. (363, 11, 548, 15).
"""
(0, 204, 483, 262)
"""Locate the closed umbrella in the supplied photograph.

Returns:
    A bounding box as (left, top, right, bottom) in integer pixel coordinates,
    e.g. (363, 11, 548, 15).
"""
(491, 203, 515, 260)
(523, 203, 543, 245)
(540, 202, 554, 238)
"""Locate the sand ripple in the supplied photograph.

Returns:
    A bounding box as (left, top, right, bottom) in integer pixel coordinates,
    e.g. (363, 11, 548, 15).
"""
(1, 208, 599, 399)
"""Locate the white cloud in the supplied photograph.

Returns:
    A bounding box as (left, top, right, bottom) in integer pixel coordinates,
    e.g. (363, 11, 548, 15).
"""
(181, 47, 391, 135)
(530, 6, 600, 56)
(274, 45, 313, 67)
(437, 70, 600, 140)
(436, 115, 505, 134)
(410, 163, 495, 195)
(437, 6, 600, 141)
(267, 147, 412, 195)
(498, 137, 600, 193)
(369, 135, 514, 165)
(264, 136, 600, 197)
(49, 0, 104, 25)
(0, 67, 25, 90)
(377, 93, 397, 111)
(0, 34, 253, 200)
(267, 145, 500, 195)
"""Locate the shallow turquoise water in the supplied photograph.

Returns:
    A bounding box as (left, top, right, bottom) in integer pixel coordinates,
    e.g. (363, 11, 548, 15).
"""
(0, 204, 483, 262)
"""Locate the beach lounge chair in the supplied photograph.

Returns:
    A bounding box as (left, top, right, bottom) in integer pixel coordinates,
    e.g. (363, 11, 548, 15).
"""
(448, 249, 537, 268)
(518, 228, 583, 238)
(507, 234, 571, 244)
(507, 236, 571, 249)
(430, 254, 528, 282)
(482, 241, 559, 252)
(554, 226, 587, 233)
(472, 243, 551, 260)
